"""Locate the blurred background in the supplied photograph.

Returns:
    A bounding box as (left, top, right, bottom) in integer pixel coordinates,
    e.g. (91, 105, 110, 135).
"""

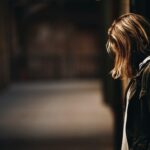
(0, 0, 150, 150)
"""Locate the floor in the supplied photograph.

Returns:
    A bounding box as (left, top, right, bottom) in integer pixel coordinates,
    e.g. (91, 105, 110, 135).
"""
(0, 80, 114, 150)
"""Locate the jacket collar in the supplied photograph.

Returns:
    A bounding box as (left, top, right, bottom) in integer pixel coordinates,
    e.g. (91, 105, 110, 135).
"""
(134, 55, 150, 78)
(139, 55, 150, 70)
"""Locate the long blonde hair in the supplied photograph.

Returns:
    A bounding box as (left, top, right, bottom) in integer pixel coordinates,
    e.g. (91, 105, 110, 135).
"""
(106, 13, 150, 79)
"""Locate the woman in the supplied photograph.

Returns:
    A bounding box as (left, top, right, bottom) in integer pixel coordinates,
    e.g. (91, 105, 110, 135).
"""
(106, 13, 150, 150)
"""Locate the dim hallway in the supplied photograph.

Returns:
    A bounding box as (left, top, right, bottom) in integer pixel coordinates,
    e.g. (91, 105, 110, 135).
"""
(0, 80, 114, 150)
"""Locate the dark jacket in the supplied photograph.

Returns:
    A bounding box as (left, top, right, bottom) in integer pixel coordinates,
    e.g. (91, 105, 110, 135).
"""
(125, 60, 150, 150)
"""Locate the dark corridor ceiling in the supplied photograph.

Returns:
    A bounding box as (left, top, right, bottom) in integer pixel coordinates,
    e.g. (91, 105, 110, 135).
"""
(12, 0, 101, 29)
(12, 0, 99, 7)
